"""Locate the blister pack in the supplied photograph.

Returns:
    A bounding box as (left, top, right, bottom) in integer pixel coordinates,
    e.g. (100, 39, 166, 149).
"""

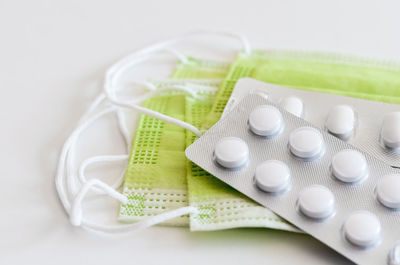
(222, 78, 400, 168)
(186, 93, 400, 265)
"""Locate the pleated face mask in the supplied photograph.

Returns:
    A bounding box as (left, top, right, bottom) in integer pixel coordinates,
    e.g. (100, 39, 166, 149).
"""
(188, 50, 400, 232)
(118, 78, 224, 226)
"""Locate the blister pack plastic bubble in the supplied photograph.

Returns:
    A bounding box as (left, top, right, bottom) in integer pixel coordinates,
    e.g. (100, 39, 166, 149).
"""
(186, 93, 400, 265)
(222, 78, 400, 168)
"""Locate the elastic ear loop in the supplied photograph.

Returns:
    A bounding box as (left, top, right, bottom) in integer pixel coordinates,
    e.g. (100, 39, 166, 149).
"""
(105, 30, 251, 78)
(57, 85, 203, 228)
(65, 82, 199, 196)
(114, 82, 199, 150)
(104, 30, 252, 138)
(116, 81, 157, 150)
(76, 82, 219, 195)
(76, 85, 200, 194)
(57, 30, 251, 232)
(57, 50, 205, 227)
(65, 94, 112, 197)
(78, 154, 129, 194)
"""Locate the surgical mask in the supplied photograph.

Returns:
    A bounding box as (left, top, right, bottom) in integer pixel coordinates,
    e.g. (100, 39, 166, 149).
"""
(55, 30, 250, 233)
(188, 49, 400, 232)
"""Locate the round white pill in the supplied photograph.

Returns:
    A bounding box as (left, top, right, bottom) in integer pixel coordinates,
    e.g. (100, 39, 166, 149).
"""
(381, 112, 400, 149)
(344, 210, 381, 247)
(325, 105, 355, 140)
(254, 160, 291, 193)
(331, 149, 368, 183)
(289, 127, 325, 160)
(214, 137, 249, 169)
(280, 96, 304, 117)
(298, 185, 335, 219)
(248, 105, 283, 137)
(376, 174, 400, 209)
(388, 242, 400, 265)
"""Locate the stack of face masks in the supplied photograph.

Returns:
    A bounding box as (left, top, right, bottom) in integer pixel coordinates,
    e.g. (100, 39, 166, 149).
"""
(118, 57, 297, 231)
(118, 58, 228, 226)
(55, 31, 400, 235)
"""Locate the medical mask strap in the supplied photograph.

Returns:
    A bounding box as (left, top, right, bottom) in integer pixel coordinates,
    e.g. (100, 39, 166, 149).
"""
(58, 84, 204, 228)
(105, 30, 251, 78)
(104, 52, 203, 137)
(57, 30, 252, 233)
(65, 81, 199, 196)
(104, 31, 252, 137)
(74, 84, 203, 195)
(78, 82, 214, 195)
(115, 82, 200, 148)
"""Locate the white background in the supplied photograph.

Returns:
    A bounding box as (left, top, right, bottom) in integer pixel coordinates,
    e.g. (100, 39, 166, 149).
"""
(1, 0, 400, 264)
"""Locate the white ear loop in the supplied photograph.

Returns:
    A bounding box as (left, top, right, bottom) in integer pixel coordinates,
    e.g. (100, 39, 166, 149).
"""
(164, 47, 192, 65)
(104, 31, 252, 138)
(76, 84, 201, 193)
(56, 30, 251, 233)
(57, 105, 117, 210)
(78, 154, 129, 194)
(105, 30, 251, 79)
(57, 84, 205, 230)
(104, 54, 203, 137)
(80, 206, 198, 234)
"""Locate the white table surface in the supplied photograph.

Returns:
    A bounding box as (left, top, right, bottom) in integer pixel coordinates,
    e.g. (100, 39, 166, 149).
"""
(2, 0, 400, 264)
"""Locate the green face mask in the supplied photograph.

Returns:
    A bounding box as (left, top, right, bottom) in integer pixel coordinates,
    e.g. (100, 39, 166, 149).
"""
(189, 50, 400, 231)
(119, 58, 229, 226)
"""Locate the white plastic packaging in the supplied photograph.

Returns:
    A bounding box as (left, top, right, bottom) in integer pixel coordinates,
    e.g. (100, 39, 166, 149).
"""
(221, 78, 400, 168)
(186, 93, 400, 265)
